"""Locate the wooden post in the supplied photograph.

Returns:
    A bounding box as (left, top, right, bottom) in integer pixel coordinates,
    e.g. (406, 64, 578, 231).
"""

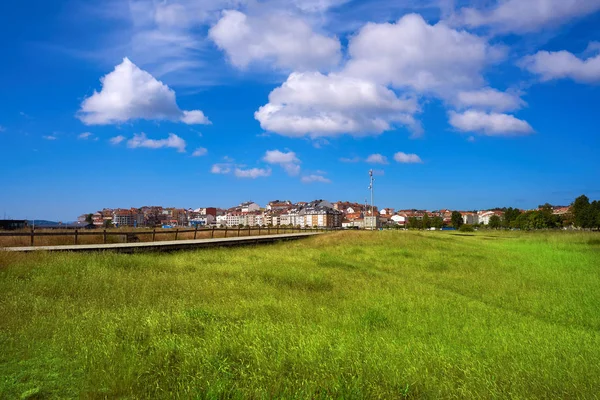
(277, 225, 279, 234)
(103, 229, 107, 244)
(248, 226, 251, 237)
(224, 226, 228, 238)
(258, 226, 261, 236)
(268, 226, 270, 235)
(211, 226, 215, 238)
(194, 224, 198, 239)
(74, 229, 78, 245)
(238, 226, 241, 237)
(30, 227, 34, 247)
(152, 228, 156, 242)
(175, 228, 179, 240)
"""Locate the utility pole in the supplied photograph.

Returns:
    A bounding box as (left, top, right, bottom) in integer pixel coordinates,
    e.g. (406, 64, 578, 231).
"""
(368, 169, 374, 230)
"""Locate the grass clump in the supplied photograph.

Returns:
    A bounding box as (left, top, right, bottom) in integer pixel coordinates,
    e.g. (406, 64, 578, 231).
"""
(1, 230, 600, 398)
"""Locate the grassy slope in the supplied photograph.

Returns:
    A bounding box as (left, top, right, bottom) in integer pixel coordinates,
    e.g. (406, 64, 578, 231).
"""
(1, 231, 599, 399)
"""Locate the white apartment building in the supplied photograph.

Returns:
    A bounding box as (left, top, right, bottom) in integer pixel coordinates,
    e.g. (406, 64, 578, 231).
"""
(240, 202, 260, 213)
(462, 213, 479, 225)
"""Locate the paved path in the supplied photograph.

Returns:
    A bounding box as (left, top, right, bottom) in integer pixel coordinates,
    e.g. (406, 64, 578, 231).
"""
(1, 232, 321, 253)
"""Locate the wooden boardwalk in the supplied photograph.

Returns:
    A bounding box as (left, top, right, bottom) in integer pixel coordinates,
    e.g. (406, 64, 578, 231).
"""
(1, 232, 321, 253)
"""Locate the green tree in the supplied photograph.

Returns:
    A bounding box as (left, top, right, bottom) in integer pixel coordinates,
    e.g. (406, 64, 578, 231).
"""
(489, 215, 501, 229)
(85, 213, 94, 224)
(103, 219, 113, 228)
(407, 217, 422, 230)
(431, 216, 444, 229)
(451, 211, 463, 229)
(422, 213, 431, 229)
(572, 195, 591, 228)
(503, 207, 522, 228)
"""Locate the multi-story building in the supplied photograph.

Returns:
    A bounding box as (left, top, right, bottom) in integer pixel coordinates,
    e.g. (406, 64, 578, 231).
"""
(240, 202, 260, 213)
(461, 212, 479, 225)
(281, 200, 342, 228)
(267, 200, 293, 212)
(113, 209, 143, 227)
(478, 210, 504, 225)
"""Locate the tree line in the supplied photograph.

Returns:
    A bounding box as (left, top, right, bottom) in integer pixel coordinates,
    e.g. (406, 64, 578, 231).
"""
(404, 195, 600, 231)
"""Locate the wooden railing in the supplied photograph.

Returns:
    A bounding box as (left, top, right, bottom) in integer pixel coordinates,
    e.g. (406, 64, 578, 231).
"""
(0, 226, 336, 247)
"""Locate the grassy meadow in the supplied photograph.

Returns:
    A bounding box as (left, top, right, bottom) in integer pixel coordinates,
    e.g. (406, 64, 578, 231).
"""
(1, 231, 599, 399)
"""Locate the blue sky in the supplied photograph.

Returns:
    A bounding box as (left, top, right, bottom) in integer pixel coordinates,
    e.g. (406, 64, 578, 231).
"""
(1, 0, 599, 221)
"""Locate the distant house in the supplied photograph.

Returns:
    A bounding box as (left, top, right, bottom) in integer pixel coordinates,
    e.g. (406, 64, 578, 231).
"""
(477, 210, 504, 225)
(189, 215, 215, 227)
(240, 202, 260, 213)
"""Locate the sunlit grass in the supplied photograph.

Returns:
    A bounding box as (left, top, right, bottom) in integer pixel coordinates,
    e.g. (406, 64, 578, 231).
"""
(1, 231, 599, 398)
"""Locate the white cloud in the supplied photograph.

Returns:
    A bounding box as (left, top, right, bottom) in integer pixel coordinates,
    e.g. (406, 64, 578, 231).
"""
(340, 156, 361, 163)
(394, 152, 423, 164)
(43, 135, 57, 141)
(78, 58, 211, 125)
(365, 154, 389, 164)
(110, 135, 126, 145)
(211, 163, 233, 174)
(448, 110, 534, 136)
(0, 125, 5, 132)
(263, 149, 301, 176)
(456, 88, 526, 112)
(127, 132, 187, 152)
(301, 174, 331, 183)
(234, 167, 272, 178)
(181, 110, 211, 124)
(192, 147, 208, 157)
(343, 14, 505, 96)
(520, 49, 600, 83)
(209, 10, 341, 71)
(78, 132, 93, 140)
(454, 0, 600, 34)
(255, 71, 420, 138)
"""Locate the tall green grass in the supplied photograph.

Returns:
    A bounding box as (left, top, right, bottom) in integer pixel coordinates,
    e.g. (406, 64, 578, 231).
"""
(1, 231, 599, 398)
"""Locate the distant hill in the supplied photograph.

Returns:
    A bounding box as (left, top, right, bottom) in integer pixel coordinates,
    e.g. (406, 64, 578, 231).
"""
(27, 220, 66, 227)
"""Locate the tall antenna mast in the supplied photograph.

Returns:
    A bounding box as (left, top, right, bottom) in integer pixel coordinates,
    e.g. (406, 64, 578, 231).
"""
(368, 169, 374, 230)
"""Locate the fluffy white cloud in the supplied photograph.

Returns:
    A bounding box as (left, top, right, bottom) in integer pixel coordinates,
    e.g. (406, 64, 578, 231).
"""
(263, 150, 301, 176)
(448, 110, 534, 136)
(456, 88, 526, 112)
(209, 10, 341, 71)
(43, 135, 57, 141)
(343, 14, 505, 95)
(78, 58, 211, 125)
(211, 163, 233, 174)
(393, 152, 423, 164)
(192, 147, 208, 157)
(365, 154, 389, 164)
(301, 174, 331, 183)
(110, 135, 126, 145)
(454, 0, 600, 34)
(520, 49, 600, 83)
(127, 133, 187, 152)
(181, 110, 211, 124)
(234, 167, 272, 178)
(78, 132, 93, 140)
(255, 71, 420, 138)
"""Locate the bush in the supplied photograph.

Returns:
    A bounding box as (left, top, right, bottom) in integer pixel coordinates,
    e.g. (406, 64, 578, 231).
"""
(459, 224, 475, 232)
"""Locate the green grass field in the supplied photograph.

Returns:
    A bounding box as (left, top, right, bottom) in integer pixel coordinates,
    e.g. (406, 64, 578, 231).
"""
(1, 231, 599, 399)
